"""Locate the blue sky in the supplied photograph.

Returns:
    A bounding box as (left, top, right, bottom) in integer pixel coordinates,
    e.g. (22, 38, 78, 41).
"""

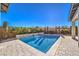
(1, 3, 72, 27)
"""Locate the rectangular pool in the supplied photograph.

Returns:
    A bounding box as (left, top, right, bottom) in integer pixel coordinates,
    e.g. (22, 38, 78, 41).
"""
(20, 34, 60, 53)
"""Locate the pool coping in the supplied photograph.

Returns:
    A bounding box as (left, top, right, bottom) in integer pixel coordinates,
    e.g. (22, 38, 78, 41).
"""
(46, 36, 62, 55)
(18, 35, 62, 56)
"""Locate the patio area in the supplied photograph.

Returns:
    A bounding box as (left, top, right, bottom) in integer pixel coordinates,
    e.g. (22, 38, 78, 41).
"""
(0, 36, 79, 56)
(55, 36, 79, 56)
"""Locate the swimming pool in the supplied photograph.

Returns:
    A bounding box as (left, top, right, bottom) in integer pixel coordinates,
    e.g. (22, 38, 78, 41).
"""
(20, 34, 60, 53)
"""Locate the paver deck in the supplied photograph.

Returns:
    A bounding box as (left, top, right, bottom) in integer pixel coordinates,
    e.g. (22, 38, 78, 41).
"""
(0, 36, 79, 56)
(55, 36, 79, 56)
(0, 38, 47, 56)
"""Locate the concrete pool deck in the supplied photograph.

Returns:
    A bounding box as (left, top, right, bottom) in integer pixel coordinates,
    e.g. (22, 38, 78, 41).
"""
(55, 36, 79, 56)
(0, 36, 79, 56)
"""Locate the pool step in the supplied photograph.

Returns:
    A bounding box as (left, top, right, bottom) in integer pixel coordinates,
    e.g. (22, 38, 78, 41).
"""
(34, 37, 41, 44)
(36, 38, 43, 45)
(37, 38, 44, 46)
(34, 37, 44, 46)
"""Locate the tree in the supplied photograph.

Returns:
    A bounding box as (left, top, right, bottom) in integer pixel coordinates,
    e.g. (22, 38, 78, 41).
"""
(3, 21, 8, 32)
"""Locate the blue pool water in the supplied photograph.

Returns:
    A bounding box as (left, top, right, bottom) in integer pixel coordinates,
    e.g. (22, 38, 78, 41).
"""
(20, 34, 60, 53)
